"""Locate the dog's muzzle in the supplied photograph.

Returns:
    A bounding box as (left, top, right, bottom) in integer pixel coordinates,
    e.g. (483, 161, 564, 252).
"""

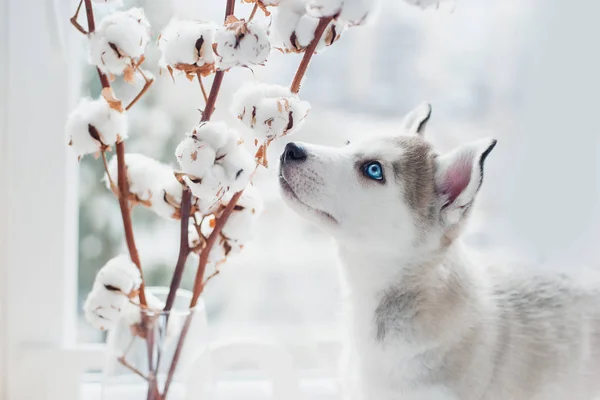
(280, 142, 307, 165)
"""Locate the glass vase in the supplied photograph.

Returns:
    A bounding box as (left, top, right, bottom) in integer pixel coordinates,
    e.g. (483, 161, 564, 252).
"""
(102, 287, 207, 400)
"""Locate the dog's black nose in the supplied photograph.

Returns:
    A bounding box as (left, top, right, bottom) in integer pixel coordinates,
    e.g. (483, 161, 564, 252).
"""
(282, 142, 307, 163)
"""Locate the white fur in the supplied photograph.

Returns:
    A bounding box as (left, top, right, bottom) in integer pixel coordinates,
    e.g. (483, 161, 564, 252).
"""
(279, 104, 600, 400)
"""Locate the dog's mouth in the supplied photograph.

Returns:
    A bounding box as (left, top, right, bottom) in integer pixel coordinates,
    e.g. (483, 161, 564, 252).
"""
(278, 173, 338, 224)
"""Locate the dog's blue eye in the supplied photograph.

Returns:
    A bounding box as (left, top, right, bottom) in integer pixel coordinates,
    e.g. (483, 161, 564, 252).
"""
(362, 161, 383, 181)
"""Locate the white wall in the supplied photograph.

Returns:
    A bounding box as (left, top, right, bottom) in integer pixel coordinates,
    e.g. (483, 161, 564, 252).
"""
(494, 0, 600, 269)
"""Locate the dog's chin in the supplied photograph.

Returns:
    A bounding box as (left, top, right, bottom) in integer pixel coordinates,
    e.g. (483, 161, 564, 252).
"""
(278, 176, 338, 226)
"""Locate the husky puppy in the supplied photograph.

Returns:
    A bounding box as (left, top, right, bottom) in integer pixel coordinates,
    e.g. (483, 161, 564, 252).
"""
(278, 104, 600, 400)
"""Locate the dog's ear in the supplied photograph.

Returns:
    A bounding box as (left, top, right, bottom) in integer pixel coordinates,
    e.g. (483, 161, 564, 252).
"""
(402, 102, 432, 136)
(435, 138, 497, 226)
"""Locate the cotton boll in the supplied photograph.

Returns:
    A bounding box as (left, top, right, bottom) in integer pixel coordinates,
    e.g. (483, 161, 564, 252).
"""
(100, 8, 150, 59)
(231, 83, 311, 139)
(220, 146, 255, 192)
(84, 289, 130, 330)
(183, 168, 228, 202)
(207, 235, 244, 265)
(272, 0, 344, 53)
(66, 97, 128, 158)
(308, 0, 376, 26)
(176, 122, 252, 202)
(221, 184, 264, 241)
(94, 255, 142, 295)
(214, 18, 271, 70)
(241, 0, 283, 17)
(159, 19, 217, 78)
(89, 36, 130, 76)
(89, 8, 151, 75)
(233, 183, 264, 215)
(175, 137, 217, 178)
(105, 154, 185, 219)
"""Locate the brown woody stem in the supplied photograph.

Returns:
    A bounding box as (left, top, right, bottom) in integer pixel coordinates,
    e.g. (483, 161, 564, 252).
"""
(81, 0, 148, 306)
(190, 190, 242, 308)
(163, 189, 193, 312)
(83, 0, 95, 32)
(201, 71, 225, 122)
(70, 0, 88, 35)
(116, 141, 148, 306)
(290, 17, 333, 94)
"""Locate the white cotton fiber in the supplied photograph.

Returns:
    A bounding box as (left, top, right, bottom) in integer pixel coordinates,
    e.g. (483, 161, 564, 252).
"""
(232, 82, 310, 139)
(221, 184, 264, 242)
(175, 122, 254, 203)
(84, 289, 129, 330)
(159, 19, 217, 77)
(66, 97, 128, 158)
(94, 254, 142, 294)
(89, 7, 151, 75)
(105, 154, 184, 219)
(214, 19, 271, 70)
(308, 0, 376, 26)
(83, 255, 142, 331)
(272, 0, 344, 52)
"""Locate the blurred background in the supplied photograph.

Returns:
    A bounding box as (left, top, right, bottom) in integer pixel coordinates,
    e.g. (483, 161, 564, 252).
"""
(72, 0, 600, 395)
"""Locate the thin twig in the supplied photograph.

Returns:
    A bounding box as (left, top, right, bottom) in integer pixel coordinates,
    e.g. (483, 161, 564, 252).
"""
(197, 72, 209, 103)
(125, 66, 155, 111)
(290, 17, 334, 94)
(101, 150, 117, 193)
(248, 3, 259, 21)
(203, 268, 221, 287)
(70, 0, 88, 34)
(118, 356, 150, 381)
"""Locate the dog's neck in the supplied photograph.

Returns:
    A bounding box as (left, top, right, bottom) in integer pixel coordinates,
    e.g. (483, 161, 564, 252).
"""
(338, 240, 472, 294)
(337, 239, 485, 346)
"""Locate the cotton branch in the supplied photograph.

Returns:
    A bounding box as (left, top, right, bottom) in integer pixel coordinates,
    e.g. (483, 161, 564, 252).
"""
(290, 16, 334, 94)
(188, 8, 334, 314)
(80, 0, 147, 306)
(162, 1, 237, 397)
(163, 188, 193, 312)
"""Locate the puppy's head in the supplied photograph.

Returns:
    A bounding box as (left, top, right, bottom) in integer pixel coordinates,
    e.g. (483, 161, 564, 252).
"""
(279, 103, 496, 255)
